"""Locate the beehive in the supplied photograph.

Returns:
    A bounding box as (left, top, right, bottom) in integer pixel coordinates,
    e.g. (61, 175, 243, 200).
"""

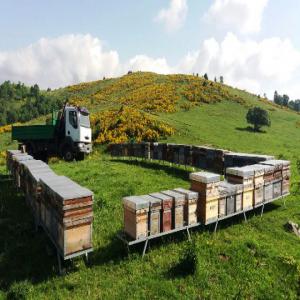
(235, 184, 243, 212)
(11, 153, 33, 188)
(150, 192, 172, 232)
(219, 181, 237, 216)
(6, 149, 22, 173)
(123, 196, 149, 240)
(189, 171, 221, 200)
(218, 194, 226, 218)
(166, 143, 175, 163)
(273, 180, 282, 198)
(264, 182, 273, 202)
(184, 145, 193, 166)
(40, 176, 93, 256)
(178, 145, 186, 165)
(253, 186, 264, 206)
(172, 144, 180, 164)
(161, 190, 185, 229)
(141, 195, 161, 236)
(173, 188, 198, 225)
(151, 143, 159, 160)
(191, 146, 206, 169)
(189, 172, 220, 224)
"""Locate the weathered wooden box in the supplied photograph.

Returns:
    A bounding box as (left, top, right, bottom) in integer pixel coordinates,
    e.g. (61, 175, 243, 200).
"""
(6, 149, 22, 173)
(40, 176, 93, 257)
(253, 186, 264, 206)
(150, 192, 172, 232)
(282, 179, 290, 195)
(12, 154, 33, 188)
(264, 182, 273, 202)
(273, 179, 282, 198)
(226, 166, 254, 189)
(141, 195, 161, 236)
(123, 196, 149, 240)
(219, 181, 237, 216)
(243, 189, 253, 210)
(161, 190, 185, 229)
(173, 188, 198, 225)
(218, 195, 226, 218)
(190, 172, 221, 200)
(198, 197, 219, 224)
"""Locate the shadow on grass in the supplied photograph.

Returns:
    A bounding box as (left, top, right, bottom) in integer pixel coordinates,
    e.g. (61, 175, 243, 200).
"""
(112, 158, 191, 181)
(0, 176, 57, 291)
(235, 126, 266, 133)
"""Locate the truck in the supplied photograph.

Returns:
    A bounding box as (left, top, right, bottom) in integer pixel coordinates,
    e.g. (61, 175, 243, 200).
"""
(12, 104, 92, 161)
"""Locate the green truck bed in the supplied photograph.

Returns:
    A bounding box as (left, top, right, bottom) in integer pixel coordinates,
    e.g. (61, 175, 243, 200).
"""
(12, 125, 56, 141)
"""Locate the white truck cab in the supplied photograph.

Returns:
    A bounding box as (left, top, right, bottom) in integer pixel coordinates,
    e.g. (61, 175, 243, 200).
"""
(62, 106, 92, 160)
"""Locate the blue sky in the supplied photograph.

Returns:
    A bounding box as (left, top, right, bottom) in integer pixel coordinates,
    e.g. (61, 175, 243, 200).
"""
(1, 0, 300, 99)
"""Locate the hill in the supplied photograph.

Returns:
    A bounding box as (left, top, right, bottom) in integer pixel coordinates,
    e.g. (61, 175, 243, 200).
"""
(1, 72, 300, 298)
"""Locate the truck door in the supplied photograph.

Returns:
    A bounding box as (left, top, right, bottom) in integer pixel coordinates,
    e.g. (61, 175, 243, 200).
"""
(65, 109, 80, 142)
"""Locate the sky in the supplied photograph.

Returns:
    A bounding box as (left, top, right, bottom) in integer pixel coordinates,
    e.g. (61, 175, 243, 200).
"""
(0, 0, 300, 99)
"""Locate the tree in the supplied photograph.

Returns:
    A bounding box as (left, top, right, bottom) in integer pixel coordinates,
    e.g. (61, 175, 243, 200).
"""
(204, 73, 208, 80)
(246, 107, 271, 132)
(282, 94, 289, 107)
(220, 76, 224, 84)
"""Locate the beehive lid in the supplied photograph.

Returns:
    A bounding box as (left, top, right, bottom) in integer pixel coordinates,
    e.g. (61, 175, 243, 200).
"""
(244, 164, 265, 176)
(219, 181, 237, 196)
(141, 195, 161, 208)
(189, 171, 220, 183)
(226, 166, 254, 177)
(123, 195, 150, 210)
(261, 159, 290, 168)
(40, 176, 93, 199)
(7, 149, 21, 156)
(257, 164, 274, 173)
(13, 154, 33, 162)
(20, 159, 48, 169)
(173, 188, 198, 200)
(29, 168, 56, 182)
(161, 190, 185, 201)
(149, 192, 172, 202)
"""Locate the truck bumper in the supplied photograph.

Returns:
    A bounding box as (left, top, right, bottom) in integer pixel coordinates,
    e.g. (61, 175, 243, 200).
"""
(77, 143, 92, 154)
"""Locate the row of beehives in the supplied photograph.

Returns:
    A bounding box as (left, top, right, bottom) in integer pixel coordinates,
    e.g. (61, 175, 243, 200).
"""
(6, 150, 93, 259)
(123, 159, 290, 240)
(109, 143, 274, 174)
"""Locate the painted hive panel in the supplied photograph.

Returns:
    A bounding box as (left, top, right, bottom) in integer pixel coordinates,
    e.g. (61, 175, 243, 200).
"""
(264, 183, 273, 202)
(198, 198, 218, 224)
(273, 180, 282, 198)
(282, 179, 290, 195)
(254, 186, 264, 206)
(235, 193, 243, 212)
(226, 195, 235, 215)
(243, 190, 253, 210)
(218, 196, 226, 218)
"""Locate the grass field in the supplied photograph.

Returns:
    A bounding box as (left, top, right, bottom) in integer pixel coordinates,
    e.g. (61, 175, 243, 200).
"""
(1, 75, 300, 298)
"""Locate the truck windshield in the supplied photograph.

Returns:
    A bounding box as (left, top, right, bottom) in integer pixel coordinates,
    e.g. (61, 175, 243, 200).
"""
(79, 113, 90, 128)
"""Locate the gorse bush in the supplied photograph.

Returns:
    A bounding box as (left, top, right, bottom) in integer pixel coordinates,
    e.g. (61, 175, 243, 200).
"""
(90, 106, 175, 144)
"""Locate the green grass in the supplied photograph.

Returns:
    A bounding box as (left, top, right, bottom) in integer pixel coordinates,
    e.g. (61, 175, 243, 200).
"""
(1, 74, 300, 298)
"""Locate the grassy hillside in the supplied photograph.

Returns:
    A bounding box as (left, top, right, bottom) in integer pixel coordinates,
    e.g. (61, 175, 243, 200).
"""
(1, 72, 300, 299)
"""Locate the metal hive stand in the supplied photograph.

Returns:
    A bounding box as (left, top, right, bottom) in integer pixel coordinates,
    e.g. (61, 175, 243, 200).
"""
(117, 222, 201, 258)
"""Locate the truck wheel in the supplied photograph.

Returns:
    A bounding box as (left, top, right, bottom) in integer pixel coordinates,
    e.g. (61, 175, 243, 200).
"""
(63, 147, 74, 162)
(76, 152, 85, 161)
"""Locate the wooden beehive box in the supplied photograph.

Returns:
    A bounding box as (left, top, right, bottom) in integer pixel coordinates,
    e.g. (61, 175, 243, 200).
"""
(123, 195, 149, 240)
(273, 180, 282, 198)
(219, 181, 237, 216)
(264, 182, 273, 202)
(184, 145, 193, 166)
(141, 195, 161, 236)
(150, 192, 172, 232)
(189, 171, 221, 200)
(40, 176, 93, 257)
(173, 188, 199, 225)
(161, 190, 185, 229)
(253, 186, 264, 206)
(6, 149, 22, 173)
(226, 166, 254, 189)
(234, 184, 243, 212)
(11, 154, 33, 188)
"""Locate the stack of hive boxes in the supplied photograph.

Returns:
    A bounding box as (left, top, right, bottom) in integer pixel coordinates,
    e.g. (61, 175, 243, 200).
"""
(226, 166, 254, 210)
(260, 160, 291, 199)
(189, 172, 221, 224)
(6, 150, 94, 259)
(39, 176, 93, 256)
(6, 149, 22, 173)
(122, 188, 199, 240)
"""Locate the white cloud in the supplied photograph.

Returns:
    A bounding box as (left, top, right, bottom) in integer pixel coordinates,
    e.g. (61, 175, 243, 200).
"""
(154, 0, 188, 32)
(0, 34, 121, 88)
(205, 0, 269, 34)
(1, 33, 300, 99)
(179, 33, 300, 98)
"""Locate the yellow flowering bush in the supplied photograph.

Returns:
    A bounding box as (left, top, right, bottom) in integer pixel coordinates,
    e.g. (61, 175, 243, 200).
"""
(0, 124, 12, 134)
(91, 106, 175, 144)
